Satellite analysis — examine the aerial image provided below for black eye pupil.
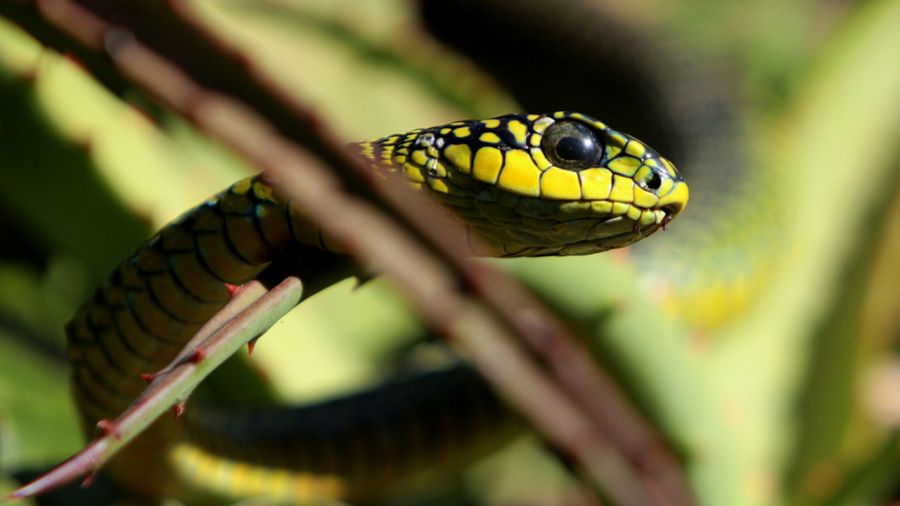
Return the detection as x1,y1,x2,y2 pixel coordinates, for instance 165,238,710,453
555,136,592,160
540,120,604,171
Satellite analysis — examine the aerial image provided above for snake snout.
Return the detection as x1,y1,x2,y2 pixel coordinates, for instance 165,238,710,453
655,179,689,220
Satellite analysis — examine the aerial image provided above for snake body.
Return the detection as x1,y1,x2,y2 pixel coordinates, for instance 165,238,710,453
65,111,687,503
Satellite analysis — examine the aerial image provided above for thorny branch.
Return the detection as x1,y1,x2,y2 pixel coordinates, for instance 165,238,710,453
8,280,300,500
0,1,698,506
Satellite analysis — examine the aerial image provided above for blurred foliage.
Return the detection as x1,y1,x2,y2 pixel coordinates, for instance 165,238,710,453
1,0,900,506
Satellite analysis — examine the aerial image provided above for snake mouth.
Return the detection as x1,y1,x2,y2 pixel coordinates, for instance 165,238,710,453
458,181,685,257
660,203,683,220
659,205,679,229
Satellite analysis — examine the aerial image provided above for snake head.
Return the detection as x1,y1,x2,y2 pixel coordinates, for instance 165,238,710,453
364,111,688,257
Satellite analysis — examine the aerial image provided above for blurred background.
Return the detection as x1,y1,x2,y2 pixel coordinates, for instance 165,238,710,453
1,0,900,505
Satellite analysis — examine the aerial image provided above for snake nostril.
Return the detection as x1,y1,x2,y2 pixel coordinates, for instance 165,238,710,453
645,172,662,191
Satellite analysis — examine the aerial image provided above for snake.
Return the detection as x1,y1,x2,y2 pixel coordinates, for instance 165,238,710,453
62,110,687,504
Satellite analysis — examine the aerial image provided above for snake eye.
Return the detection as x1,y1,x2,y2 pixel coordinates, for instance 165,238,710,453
541,120,604,170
